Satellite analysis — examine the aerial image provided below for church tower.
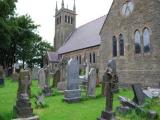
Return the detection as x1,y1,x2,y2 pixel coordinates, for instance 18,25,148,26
54,0,76,50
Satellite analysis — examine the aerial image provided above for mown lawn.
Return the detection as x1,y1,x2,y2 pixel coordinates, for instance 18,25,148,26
0,78,159,120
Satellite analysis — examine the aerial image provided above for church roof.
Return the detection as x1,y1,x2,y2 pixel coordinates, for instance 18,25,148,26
57,15,106,54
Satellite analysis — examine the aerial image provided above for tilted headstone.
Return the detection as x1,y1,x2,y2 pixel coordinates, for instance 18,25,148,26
64,58,81,102
0,66,4,86
97,59,117,120
13,70,39,120
132,83,145,105
87,68,96,97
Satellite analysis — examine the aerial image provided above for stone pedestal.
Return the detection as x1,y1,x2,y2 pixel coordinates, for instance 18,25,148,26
64,89,81,102
13,98,34,118
97,111,116,120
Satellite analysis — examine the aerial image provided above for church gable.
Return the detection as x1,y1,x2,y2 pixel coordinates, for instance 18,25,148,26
99,0,160,87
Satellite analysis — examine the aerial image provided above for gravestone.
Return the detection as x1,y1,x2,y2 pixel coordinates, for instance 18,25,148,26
85,59,90,81
0,66,4,86
57,81,66,91
12,67,19,81
38,68,46,89
87,68,96,97
97,59,117,120
132,83,145,105
13,70,39,120
102,60,119,96
38,68,52,96
32,68,39,80
64,58,81,102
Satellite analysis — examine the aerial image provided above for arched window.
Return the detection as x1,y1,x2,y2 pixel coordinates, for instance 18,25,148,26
93,52,96,63
112,36,117,57
143,28,150,53
89,53,92,63
134,30,141,54
119,34,124,56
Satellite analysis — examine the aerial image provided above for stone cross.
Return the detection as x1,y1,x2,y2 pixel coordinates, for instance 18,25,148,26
97,59,117,120
87,68,96,97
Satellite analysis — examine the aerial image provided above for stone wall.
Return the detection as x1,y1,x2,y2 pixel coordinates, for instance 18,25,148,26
59,45,100,82
100,0,160,87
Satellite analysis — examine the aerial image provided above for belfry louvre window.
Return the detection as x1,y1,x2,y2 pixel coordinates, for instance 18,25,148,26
65,15,67,23
119,34,124,56
143,28,150,53
112,36,117,57
135,30,141,54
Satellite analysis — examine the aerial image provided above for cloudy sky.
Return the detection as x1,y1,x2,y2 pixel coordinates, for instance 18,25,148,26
16,0,113,46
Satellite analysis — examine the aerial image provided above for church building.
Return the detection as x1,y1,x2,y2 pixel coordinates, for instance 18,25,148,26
53,0,106,82
99,0,160,87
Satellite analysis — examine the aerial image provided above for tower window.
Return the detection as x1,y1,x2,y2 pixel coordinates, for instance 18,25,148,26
143,28,151,53
65,15,67,23
119,34,124,56
59,16,61,23
134,30,141,54
68,16,70,23
112,36,117,57
71,17,73,24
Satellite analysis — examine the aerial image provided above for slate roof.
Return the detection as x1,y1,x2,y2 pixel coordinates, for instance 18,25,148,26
47,52,59,62
57,15,106,54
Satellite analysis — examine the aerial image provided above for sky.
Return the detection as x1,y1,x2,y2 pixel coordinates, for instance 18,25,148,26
16,0,113,46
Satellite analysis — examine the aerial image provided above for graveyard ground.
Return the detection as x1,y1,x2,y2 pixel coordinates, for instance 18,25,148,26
0,78,160,120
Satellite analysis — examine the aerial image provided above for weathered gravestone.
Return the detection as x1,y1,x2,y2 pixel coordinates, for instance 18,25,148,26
38,68,52,96
13,70,39,120
57,81,66,91
32,68,39,80
0,66,4,86
64,58,81,102
132,83,145,105
97,59,117,120
38,68,46,89
87,68,96,97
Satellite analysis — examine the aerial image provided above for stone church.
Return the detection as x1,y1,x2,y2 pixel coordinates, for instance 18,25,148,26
53,0,106,82
99,0,160,87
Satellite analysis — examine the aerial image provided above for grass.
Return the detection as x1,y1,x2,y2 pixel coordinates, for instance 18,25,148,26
0,78,159,120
